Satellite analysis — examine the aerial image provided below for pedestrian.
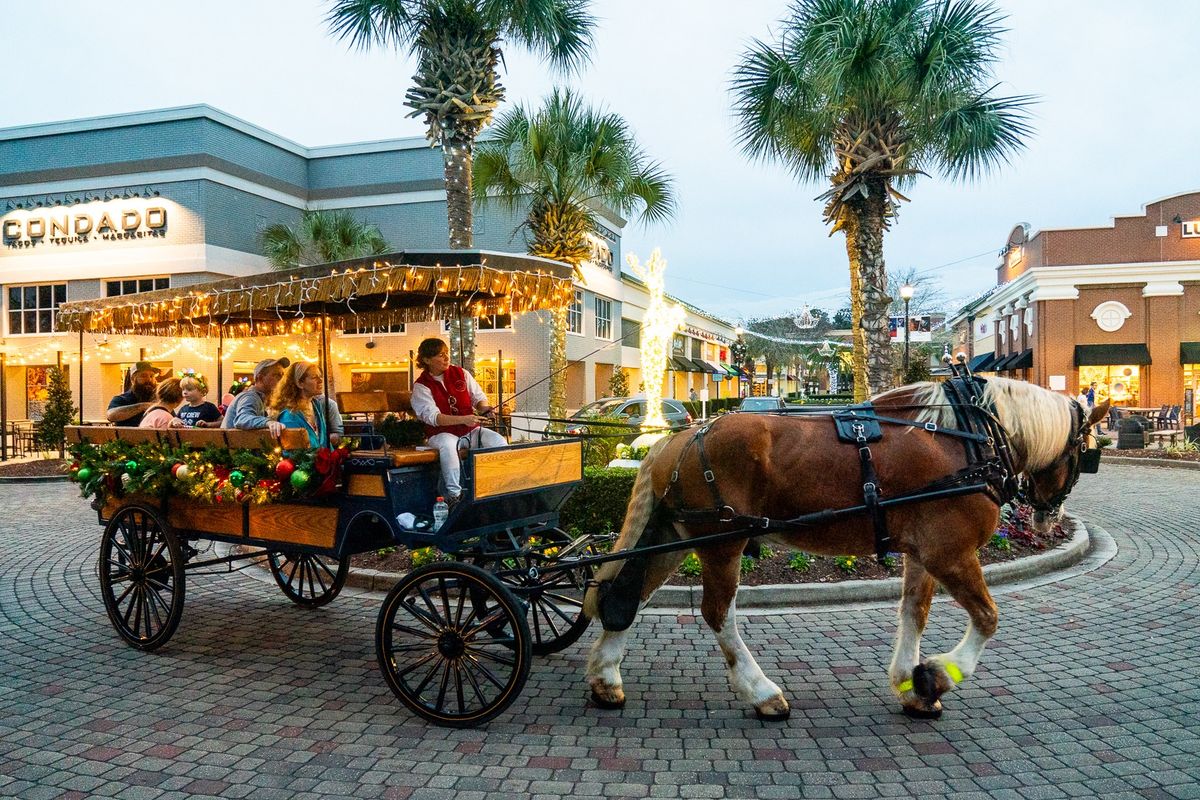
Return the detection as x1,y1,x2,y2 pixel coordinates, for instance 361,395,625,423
689,388,699,403
221,357,289,436
138,378,185,429
177,372,222,428
411,337,505,506
106,361,158,427
268,362,344,448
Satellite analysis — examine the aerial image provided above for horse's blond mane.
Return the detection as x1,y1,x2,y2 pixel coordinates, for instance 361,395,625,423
905,377,1071,471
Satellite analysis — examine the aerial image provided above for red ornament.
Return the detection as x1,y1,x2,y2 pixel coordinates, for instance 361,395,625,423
170,463,185,478
213,466,231,481
275,458,296,480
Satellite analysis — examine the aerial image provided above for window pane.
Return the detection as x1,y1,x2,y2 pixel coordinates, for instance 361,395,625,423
9,312,21,334
155,277,169,290
24,310,36,331
106,281,120,296
139,279,153,292
23,287,36,308
8,287,21,309
38,310,51,332
53,284,65,305
38,285,51,307
123,280,136,295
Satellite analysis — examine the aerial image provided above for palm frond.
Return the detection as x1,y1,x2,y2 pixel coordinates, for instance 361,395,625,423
931,90,1036,181
325,0,422,52
482,0,596,73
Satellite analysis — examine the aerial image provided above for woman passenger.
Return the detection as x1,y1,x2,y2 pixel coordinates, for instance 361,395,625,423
138,378,186,429
268,362,344,448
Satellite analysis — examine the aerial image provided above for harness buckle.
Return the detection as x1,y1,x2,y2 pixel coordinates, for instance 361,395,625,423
924,421,938,432
760,516,771,529
703,469,716,483
718,505,736,523
671,470,678,483
863,481,877,494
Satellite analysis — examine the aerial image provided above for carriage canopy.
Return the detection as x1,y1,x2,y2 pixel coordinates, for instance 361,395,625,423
55,250,576,337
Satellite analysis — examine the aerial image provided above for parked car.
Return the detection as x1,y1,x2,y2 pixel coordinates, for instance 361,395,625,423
734,396,789,412
550,396,692,437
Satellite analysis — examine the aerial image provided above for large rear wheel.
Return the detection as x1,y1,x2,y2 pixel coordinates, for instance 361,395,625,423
266,551,349,608
376,563,531,727
99,505,185,651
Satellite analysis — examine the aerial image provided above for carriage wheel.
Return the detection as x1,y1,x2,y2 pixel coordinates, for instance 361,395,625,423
98,505,185,651
475,529,595,655
266,551,349,608
376,563,531,728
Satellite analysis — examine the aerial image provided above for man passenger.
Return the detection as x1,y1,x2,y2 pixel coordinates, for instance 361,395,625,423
106,361,158,427
222,357,289,437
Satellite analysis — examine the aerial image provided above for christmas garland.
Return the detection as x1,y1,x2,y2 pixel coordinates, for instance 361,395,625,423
67,439,352,506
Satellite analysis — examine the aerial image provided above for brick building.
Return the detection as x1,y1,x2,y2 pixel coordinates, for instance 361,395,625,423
947,191,1200,420
0,106,734,433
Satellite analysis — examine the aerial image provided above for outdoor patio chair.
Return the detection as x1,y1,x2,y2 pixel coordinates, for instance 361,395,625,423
1157,405,1181,430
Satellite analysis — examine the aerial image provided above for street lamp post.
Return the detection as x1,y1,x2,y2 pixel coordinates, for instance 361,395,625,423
900,283,915,377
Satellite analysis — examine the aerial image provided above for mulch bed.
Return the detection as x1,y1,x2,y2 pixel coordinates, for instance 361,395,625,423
0,458,69,478
351,513,1072,587
1103,447,1200,463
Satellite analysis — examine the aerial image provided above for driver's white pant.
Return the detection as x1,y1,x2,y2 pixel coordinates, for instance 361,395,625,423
428,427,507,497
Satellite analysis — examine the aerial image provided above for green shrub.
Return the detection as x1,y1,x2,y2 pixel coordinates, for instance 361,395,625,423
988,531,1012,551
833,554,858,573
678,552,702,576
758,544,775,560
740,555,757,574
375,546,398,556
410,547,444,568
379,414,426,447
559,466,638,536
881,553,900,569
1095,435,1113,448
788,552,812,572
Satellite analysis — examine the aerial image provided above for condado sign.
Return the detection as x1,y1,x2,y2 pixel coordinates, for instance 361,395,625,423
2,203,168,249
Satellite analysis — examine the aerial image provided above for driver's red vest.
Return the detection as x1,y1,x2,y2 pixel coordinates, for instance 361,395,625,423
416,365,477,438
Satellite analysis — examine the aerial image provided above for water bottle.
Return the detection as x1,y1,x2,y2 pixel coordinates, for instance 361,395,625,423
432,497,449,532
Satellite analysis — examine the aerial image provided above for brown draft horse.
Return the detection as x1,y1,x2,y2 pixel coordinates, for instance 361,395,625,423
582,377,1107,720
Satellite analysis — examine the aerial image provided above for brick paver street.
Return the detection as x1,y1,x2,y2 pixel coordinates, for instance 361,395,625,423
1,465,1198,799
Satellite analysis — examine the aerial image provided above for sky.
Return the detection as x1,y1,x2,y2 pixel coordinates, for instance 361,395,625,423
3,1,1198,324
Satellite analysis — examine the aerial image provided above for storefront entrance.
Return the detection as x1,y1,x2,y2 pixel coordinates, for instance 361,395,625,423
1078,365,1140,407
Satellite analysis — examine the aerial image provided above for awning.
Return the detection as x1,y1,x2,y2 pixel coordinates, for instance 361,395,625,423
1007,349,1033,370
702,360,728,375
670,356,703,372
1074,343,1152,366
1181,342,1200,364
720,363,741,377
990,352,1016,371
968,352,996,372
692,358,719,374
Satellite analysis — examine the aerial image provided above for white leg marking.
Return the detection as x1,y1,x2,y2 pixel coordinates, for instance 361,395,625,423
930,622,990,684
889,602,923,688
586,627,630,692
714,599,783,705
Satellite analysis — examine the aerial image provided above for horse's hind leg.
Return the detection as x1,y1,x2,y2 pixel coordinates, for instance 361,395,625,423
699,542,790,721
586,549,688,709
907,553,998,716
890,557,940,718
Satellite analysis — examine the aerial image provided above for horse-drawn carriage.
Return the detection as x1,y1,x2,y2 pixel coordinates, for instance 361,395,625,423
59,251,604,726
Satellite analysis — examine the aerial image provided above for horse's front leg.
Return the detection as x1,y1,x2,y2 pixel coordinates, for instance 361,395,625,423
700,542,790,721
907,554,998,716
586,627,632,709
890,556,939,718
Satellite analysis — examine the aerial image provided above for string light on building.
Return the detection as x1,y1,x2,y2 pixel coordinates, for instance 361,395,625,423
626,248,684,430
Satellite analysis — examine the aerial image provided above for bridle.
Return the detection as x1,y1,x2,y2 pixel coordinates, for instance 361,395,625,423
1017,398,1099,514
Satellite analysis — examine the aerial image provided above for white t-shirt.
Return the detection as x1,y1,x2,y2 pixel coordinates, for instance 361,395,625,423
410,370,488,427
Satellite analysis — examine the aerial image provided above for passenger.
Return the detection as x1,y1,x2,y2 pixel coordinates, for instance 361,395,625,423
411,337,505,506
268,361,344,448
139,378,186,429
106,361,158,427
221,357,289,437
177,372,223,429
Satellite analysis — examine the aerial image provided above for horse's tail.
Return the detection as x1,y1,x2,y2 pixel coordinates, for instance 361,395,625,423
582,437,669,620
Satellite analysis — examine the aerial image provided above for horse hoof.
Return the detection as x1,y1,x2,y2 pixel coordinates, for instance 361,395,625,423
589,690,626,710
755,706,791,722
911,663,942,702
902,700,943,720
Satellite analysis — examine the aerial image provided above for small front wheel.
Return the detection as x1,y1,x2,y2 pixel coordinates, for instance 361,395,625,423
99,505,185,651
376,563,531,727
266,551,349,608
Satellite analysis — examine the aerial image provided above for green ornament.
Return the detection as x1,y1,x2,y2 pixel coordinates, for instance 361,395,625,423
229,470,246,487
125,459,139,473
76,466,93,482
289,468,311,490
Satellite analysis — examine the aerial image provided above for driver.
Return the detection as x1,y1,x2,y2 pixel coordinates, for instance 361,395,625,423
410,337,505,507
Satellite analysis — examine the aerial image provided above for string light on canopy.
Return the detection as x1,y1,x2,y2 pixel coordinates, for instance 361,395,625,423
626,248,684,430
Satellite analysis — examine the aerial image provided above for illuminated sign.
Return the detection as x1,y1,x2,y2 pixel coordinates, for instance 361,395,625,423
2,203,168,249
1183,220,1200,238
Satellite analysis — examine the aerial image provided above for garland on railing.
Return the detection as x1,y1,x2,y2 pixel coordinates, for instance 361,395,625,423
67,440,352,506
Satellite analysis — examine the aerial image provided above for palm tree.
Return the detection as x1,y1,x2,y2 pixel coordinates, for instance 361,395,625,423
326,0,596,368
732,0,1033,400
261,210,389,269
473,88,676,420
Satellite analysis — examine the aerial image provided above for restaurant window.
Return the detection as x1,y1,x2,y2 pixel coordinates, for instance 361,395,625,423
567,290,583,334
105,276,169,297
475,357,517,411
7,283,66,336
594,296,612,340
1079,365,1140,407
621,318,640,348
476,314,513,331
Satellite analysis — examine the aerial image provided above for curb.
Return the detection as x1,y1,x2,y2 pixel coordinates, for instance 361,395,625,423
334,513,1092,605
0,474,70,484
1100,455,1200,470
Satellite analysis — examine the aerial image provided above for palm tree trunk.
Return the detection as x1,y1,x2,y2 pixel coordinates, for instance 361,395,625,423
841,187,893,400
548,307,568,423
444,131,475,368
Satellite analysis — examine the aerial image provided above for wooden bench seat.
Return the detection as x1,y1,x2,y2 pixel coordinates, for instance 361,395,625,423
353,448,438,467
66,425,311,450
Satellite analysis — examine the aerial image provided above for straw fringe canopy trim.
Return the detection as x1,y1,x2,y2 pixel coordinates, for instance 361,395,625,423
56,252,576,337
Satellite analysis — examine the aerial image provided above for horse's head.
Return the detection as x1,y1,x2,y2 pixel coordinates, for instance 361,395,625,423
1019,398,1108,530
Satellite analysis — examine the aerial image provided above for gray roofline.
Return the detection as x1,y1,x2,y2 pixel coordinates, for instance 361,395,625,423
0,104,430,157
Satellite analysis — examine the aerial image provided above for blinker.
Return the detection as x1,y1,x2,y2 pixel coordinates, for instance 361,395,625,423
1078,447,1101,474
